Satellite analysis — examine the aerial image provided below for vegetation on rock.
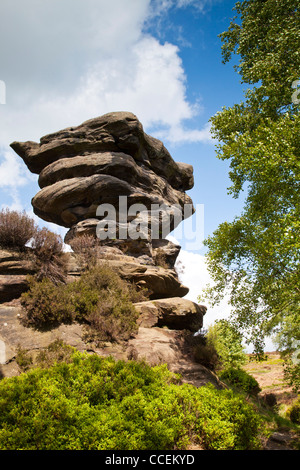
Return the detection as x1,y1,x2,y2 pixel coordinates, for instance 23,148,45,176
220,367,261,396
0,208,37,251
21,264,147,342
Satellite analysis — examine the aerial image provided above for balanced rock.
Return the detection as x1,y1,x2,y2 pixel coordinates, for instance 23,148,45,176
10,111,195,296
4,113,214,386
11,112,194,240
9,111,207,324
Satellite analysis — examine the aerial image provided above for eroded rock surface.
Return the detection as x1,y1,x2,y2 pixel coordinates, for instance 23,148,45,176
4,112,214,389
11,112,194,237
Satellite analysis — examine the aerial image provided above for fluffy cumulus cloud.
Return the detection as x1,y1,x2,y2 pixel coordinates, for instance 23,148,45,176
0,0,214,204
0,0,212,142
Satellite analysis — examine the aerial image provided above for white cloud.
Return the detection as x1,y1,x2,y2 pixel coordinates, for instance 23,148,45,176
0,0,212,147
173,243,231,326
0,0,149,93
1,36,211,146
156,121,213,144
0,149,33,188
149,0,211,16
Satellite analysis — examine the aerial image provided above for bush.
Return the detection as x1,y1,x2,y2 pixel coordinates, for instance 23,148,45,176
0,208,37,251
20,276,75,328
21,265,146,341
219,367,261,396
288,398,300,424
69,234,100,269
193,342,219,370
0,208,68,283
206,320,247,370
16,340,74,372
0,352,262,450
31,227,68,284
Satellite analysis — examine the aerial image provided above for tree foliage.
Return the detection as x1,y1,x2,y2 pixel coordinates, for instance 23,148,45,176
201,0,300,358
206,319,247,369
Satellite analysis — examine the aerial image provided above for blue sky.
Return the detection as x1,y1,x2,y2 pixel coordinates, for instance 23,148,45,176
0,0,273,348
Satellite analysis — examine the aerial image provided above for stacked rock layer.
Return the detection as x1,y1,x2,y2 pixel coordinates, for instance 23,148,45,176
10,112,206,333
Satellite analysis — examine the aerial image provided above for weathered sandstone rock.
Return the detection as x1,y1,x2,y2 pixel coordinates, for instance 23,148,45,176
11,112,194,190
134,297,206,331
10,112,194,242
126,327,223,389
4,112,218,389
0,307,221,390
0,250,36,303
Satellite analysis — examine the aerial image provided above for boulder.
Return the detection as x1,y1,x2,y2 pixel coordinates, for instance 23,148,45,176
0,249,36,303
127,327,223,389
0,249,35,275
4,112,223,391
134,297,206,331
0,306,90,377
97,259,189,299
152,238,181,268
0,275,29,303
0,307,222,390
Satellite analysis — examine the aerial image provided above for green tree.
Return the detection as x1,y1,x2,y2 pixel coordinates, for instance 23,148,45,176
200,0,300,362
206,319,247,369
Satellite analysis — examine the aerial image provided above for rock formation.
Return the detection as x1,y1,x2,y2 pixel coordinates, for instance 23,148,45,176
0,249,35,303
1,112,219,388
11,111,195,297
10,111,194,243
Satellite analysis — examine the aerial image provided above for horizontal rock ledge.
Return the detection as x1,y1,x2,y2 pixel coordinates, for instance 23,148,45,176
10,112,194,191
134,297,206,331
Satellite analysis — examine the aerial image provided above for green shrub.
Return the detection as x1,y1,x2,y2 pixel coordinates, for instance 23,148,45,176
20,276,75,328
193,342,219,370
0,208,37,251
206,319,247,369
0,352,262,450
287,398,300,424
219,367,261,396
21,265,146,341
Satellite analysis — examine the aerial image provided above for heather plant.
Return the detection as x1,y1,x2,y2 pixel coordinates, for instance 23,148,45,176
0,208,37,251
21,264,146,341
69,234,101,269
31,227,68,284
20,276,75,328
